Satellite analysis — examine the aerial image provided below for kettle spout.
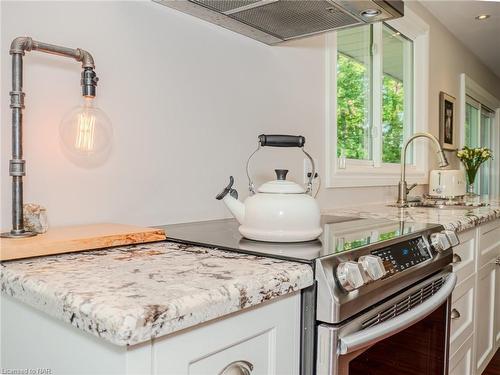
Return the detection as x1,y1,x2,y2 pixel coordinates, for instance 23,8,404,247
216,176,245,224
222,195,245,225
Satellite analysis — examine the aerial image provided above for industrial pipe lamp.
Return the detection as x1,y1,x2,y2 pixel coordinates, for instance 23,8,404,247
2,37,112,238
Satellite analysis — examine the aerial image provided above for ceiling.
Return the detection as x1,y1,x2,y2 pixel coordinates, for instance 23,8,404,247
420,0,500,78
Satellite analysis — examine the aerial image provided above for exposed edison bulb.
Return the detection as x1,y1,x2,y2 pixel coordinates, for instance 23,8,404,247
60,97,112,167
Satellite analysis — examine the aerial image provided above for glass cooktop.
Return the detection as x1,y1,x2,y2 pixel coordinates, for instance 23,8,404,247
160,216,440,264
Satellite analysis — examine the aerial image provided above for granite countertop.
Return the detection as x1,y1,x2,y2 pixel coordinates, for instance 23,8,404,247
3,199,498,348
323,199,500,233
0,241,313,346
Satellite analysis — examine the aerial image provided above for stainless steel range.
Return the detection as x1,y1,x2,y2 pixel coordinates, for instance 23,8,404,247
163,215,458,375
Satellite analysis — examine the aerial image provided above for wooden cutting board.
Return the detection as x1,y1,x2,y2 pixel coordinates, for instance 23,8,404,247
0,223,166,261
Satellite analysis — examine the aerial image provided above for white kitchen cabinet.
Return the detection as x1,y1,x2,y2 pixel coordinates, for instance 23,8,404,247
450,335,474,375
1,292,301,375
496,253,500,349
474,260,497,374
474,218,500,375
453,229,476,285
477,219,500,269
450,274,475,356
450,218,500,375
152,291,301,375
1,294,140,375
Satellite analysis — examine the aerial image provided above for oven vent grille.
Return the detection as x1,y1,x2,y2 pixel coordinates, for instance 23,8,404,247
361,277,445,329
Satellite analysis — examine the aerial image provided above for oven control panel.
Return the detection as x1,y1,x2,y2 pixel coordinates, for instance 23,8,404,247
371,237,431,276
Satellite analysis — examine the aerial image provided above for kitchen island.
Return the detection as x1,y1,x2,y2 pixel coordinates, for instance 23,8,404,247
1,241,313,374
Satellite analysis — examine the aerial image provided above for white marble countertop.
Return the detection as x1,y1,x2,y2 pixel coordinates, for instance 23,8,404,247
1,241,313,346
323,199,500,233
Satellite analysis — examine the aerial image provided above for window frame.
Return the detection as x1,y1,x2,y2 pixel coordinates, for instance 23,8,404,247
479,106,495,195
325,7,430,188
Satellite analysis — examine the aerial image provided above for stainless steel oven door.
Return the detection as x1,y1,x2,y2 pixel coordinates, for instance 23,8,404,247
317,270,457,375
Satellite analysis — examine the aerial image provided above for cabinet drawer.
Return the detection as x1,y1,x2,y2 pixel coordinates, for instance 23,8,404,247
453,229,476,285
152,293,301,375
449,334,474,375
189,330,272,375
478,219,500,268
450,275,475,355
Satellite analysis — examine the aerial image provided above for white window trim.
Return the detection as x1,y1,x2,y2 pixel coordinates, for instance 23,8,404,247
459,73,500,196
325,7,430,188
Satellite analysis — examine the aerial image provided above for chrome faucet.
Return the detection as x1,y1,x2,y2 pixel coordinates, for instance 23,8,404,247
397,132,449,207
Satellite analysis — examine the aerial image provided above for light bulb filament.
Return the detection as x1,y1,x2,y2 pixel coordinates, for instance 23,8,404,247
75,113,96,152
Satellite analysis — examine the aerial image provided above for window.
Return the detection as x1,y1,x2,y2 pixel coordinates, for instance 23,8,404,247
336,25,372,161
461,74,500,197
381,25,413,164
326,9,430,187
336,24,413,165
465,96,495,195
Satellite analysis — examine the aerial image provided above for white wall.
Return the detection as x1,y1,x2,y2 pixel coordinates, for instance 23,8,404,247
1,1,499,229
408,1,500,169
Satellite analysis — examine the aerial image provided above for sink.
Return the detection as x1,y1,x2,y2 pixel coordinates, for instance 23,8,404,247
387,200,489,210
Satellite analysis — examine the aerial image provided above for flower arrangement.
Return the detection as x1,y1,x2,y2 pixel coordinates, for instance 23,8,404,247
456,146,493,189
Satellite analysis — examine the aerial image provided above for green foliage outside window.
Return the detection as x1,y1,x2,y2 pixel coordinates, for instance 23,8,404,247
337,53,406,164
336,53,370,160
382,76,405,163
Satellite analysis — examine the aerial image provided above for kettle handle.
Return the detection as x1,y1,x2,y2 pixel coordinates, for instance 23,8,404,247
258,134,305,148
246,134,316,195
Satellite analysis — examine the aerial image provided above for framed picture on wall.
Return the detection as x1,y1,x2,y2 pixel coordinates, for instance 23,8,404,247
439,92,457,150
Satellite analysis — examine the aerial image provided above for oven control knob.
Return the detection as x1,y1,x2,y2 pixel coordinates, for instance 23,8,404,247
336,261,365,292
358,255,386,281
443,230,459,247
430,232,451,252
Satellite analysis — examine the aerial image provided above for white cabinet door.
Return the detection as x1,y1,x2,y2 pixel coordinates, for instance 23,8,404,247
495,252,500,350
474,260,497,375
477,219,500,269
1,294,149,375
454,229,476,285
449,334,474,375
152,293,301,375
450,275,475,356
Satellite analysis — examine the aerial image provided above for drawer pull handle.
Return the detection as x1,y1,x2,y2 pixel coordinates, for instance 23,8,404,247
451,308,461,320
452,254,462,264
219,360,254,375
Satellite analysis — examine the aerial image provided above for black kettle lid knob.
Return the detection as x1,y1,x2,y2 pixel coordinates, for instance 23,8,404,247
275,169,289,181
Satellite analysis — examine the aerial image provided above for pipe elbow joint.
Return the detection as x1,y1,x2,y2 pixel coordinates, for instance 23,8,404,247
76,48,95,69
10,37,33,55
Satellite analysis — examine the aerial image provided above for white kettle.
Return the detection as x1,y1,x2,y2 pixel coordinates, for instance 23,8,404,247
216,135,322,243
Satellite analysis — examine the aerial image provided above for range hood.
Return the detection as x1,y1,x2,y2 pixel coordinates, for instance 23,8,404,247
154,0,404,44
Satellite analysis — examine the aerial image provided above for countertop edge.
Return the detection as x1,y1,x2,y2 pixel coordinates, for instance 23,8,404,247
1,243,313,346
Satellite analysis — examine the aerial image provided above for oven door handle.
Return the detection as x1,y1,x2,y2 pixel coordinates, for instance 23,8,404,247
338,272,457,355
